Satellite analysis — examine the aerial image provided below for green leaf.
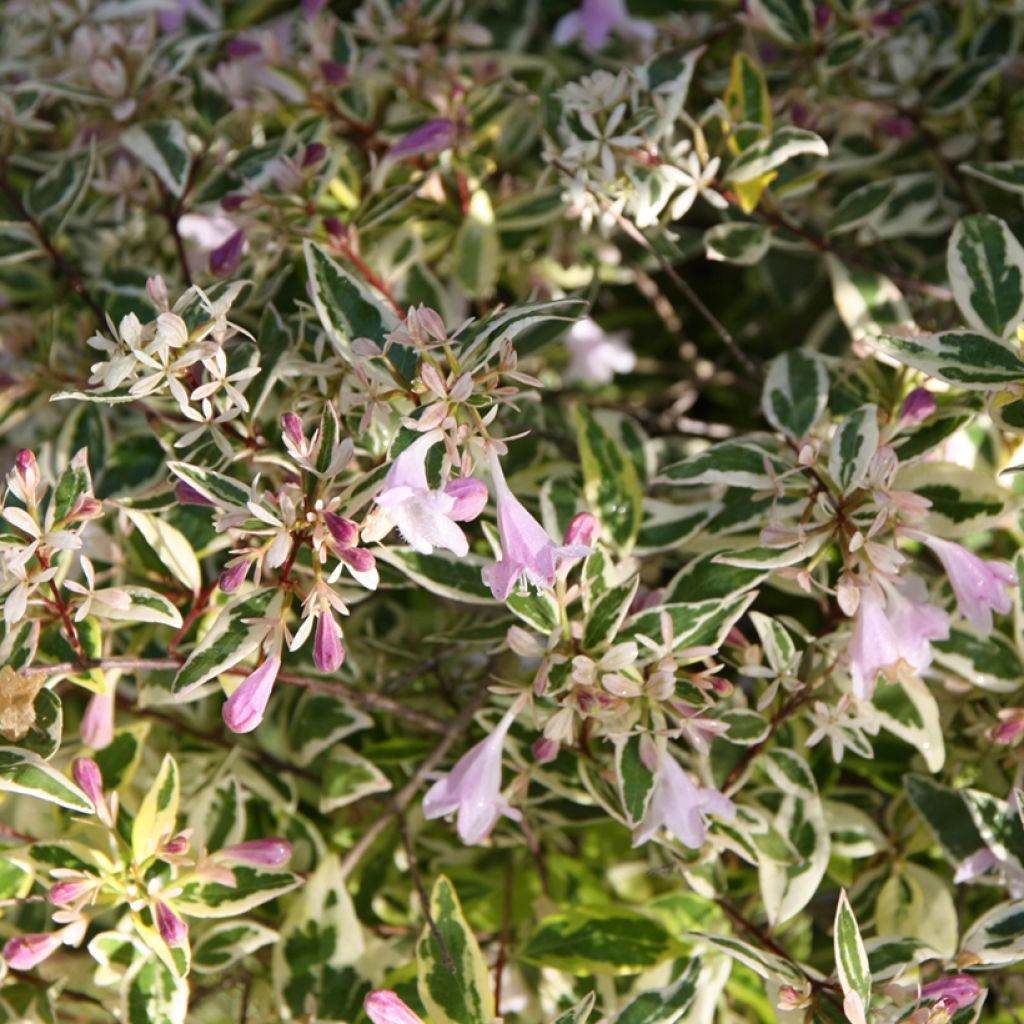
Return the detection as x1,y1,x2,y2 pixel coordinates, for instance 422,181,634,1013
272,854,368,1019
828,258,910,340
659,436,789,490
726,127,827,183
121,956,188,1024
947,214,1024,342
375,546,494,603
611,957,702,1024
583,576,639,652
132,753,180,863
724,53,772,135
174,864,302,919
173,589,280,697
287,691,373,767
188,776,245,853
122,509,201,594
875,330,1024,389
961,160,1024,197
95,722,149,789
121,121,192,198
761,349,828,438
454,190,499,298
933,628,1024,694
829,404,878,493
872,677,944,772
417,875,495,1024
927,56,1004,116
834,890,870,1022
319,744,392,813
961,898,1024,966
748,0,813,43
304,240,398,359
905,774,986,863
554,993,597,1024
687,932,808,990
522,907,683,976
827,180,896,236
191,920,278,974
704,223,772,265
0,748,92,812
896,463,1006,537
90,586,183,628
617,734,655,825
574,405,644,553
26,149,94,229
50,449,92,526
167,461,251,508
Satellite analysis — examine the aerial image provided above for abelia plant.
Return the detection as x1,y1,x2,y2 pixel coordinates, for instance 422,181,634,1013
1,0,1024,1022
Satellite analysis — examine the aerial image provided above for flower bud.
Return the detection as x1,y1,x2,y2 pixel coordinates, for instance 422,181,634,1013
72,758,104,810
219,559,250,593
564,511,599,548
49,879,93,906
879,116,914,140
281,411,305,449
175,481,214,506
225,38,263,59
216,837,292,866
210,229,245,277
221,193,246,211
364,991,425,1024
901,387,936,424
162,831,192,856
532,737,560,763
324,511,358,547
302,142,327,168
920,975,980,1011
15,449,40,497
223,655,281,734
445,477,488,522
388,119,457,161
319,60,348,84
340,546,376,573
3,932,63,970
314,612,345,673
155,900,188,946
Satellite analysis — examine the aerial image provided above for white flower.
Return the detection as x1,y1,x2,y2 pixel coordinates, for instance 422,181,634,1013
564,317,636,384
663,151,728,220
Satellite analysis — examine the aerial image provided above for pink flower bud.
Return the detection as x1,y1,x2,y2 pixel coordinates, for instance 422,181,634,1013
68,495,103,521
216,837,292,866
281,412,305,449
533,737,560,763
319,60,348,84
444,477,488,522
314,612,345,673
324,511,358,547
154,901,188,946
872,8,902,27
3,932,63,970
15,449,40,498
879,115,914,139
364,990,425,1024
223,655,281,734
210,229,245,277
340,546,376,573
225,37,263,58
221,193,246,211
72,758,104,810
219,559,250,593
162,831,192,856
790,102,810,127
303,142,327,168
901,387,936,424
49,880,93,906
324,216,346,240
388,119,457,160
80,687,115,750
175,481,214,506
563,512,599,548
303,0,329,15
920,975,980,1011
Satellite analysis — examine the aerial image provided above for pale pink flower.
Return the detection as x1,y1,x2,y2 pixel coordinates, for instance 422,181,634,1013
222,654,281,733
900,387,936,424
80,686,116,750
632,751,735,848
921,535,1016,633
423,704,522,845
314,609,344,672
564,317,636,384
72,757,104,810
3,931,64,970
365,991,425,1024
215,837,292,866
374,430,486,557
919,976,980,1013
388,119,458,160
553,0,654,48
482,450,590,601
848,578,949,700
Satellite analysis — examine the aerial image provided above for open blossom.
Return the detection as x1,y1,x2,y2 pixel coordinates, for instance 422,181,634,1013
374,430,487,557
848,578,949,700
423,703,522,845
482,450,591,601
553,0,654,49
632,750,736,848
919,535,1016,633
565,317,636,385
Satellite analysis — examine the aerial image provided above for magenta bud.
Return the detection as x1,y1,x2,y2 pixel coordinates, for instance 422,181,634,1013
445,477,488,523
533,737,560,764
872,8,902,27
162,831,192,856
314,612,345,673
72,758,104,809
219,559,250,593
281,411,305,448
319,60,348,84
16,449,37,477
324,511,358,547
388,119,457,160
302,142,327,168
175,481,214,506
225,37,263,59
901,386,936,424
564,511,599,548
69,495,103,521
155,901,188,946
209,229,245,277
791,102,810,127
340,546,376,573
49,880,92,906
3,932,63,971
223,655,281,734
814,3,831,29
323,216,346,240
364,990,425,1024
920,975,980,1011
880,115,914,139
221,193,246,211
217,837,292,866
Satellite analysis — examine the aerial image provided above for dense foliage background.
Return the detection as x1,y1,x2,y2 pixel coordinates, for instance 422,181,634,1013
2,0,1024,1022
